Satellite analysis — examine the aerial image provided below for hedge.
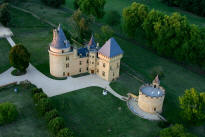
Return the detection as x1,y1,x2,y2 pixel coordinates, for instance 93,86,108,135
48,117,65,135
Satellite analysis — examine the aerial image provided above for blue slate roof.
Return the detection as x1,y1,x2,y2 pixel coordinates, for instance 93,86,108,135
98,37,123,58
50,24,70,49
87,35,96,49
141,86,164,97
78,47,89,57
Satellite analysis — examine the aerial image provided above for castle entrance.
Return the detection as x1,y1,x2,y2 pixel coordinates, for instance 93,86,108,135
67,73,70,76
91,70,94,74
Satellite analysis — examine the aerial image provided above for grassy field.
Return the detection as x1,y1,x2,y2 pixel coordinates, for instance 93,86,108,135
0,39,11,74
65,0,205,27
0,85,50,137
50,87,161,137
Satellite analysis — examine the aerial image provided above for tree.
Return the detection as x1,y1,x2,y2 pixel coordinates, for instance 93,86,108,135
72,9,92,42
57,128,73,137
122,2,148,37
160,124,196,137
9,44,30,73
0,102,18,125
95,25,114,46
41,0,65,8
78,0,106,18
48,117,65,135
0,3,10,26
104,10,121,26
36,98,52,116
179,88,205,124
73,0,79,9
45,109,59,123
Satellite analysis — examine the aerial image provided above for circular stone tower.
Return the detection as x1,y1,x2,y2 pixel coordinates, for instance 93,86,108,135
48,24,71,78
138,75,165,114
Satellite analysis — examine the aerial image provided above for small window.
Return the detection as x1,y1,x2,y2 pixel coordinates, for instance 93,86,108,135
79,68,82,72
63,72,65,76
87,60,89,64
103,63,105,68
66,56,69,61
97,69,99,73
87,67,88,71
113,73,115,77
102,71,105,76
110,66,112,71
92,62,94,64
97,62,99,65
80,61,82,65
117,63,119,68
66,63,69,68
92,56,94,58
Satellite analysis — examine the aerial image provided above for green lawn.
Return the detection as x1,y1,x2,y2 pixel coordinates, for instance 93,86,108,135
65,0,205,27
50,87,162,137
0,85,50,137
0,39,11,74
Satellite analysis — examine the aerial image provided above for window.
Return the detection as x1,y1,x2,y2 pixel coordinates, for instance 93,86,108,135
63,72,65,76
80,54,82,58
87,67,88,71
80,61,82,65
97,69,99,73
110,66,112,71
113,73,115,77
103,63,105,68
66,56,69,61
66,63,69,68
117,63,119,68
87,60,89,64
97,62,99,65
102,71,105,76
92,62,94,64
79,68,82,72
92,56,94,58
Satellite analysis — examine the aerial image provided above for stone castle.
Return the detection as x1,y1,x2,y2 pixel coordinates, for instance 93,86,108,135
48,25,123,82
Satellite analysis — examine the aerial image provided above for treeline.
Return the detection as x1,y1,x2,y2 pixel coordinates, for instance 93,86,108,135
122,2,205,70
162,0,205,17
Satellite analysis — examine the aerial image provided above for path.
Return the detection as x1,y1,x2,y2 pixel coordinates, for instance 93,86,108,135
0,24,13,38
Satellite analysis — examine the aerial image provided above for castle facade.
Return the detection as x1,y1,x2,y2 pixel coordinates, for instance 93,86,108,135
48,25,123,82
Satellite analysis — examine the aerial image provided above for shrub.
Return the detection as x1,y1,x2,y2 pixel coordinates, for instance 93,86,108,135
105,10,121,26
45,109,58,123
31,88,43,95
9,44,30,73
36,98,52,116
150,66,165,79
57,128,73,137
48,117,65,135
33,92,48,104
0,3,10,26
0,102,18,125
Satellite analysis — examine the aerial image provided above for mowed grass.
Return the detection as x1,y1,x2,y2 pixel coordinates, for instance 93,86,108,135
0,85,50,137
0,39,10,74
9,7,52,76
50,87,162,137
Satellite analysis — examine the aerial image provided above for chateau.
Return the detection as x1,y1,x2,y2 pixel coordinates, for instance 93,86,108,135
48,25,123,82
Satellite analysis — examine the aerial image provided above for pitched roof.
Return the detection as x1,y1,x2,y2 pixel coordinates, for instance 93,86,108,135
98,37,123,58
153,75,160,85
50,24,70,49
87,35,96,49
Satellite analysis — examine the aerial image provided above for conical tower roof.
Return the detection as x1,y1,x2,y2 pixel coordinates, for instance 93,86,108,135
153,75,160,85
98,37,123,58
50,24,70,49
88,34,96,49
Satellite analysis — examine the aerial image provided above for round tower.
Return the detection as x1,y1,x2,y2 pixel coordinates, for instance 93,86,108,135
48,24,71,78
138,76,165,114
